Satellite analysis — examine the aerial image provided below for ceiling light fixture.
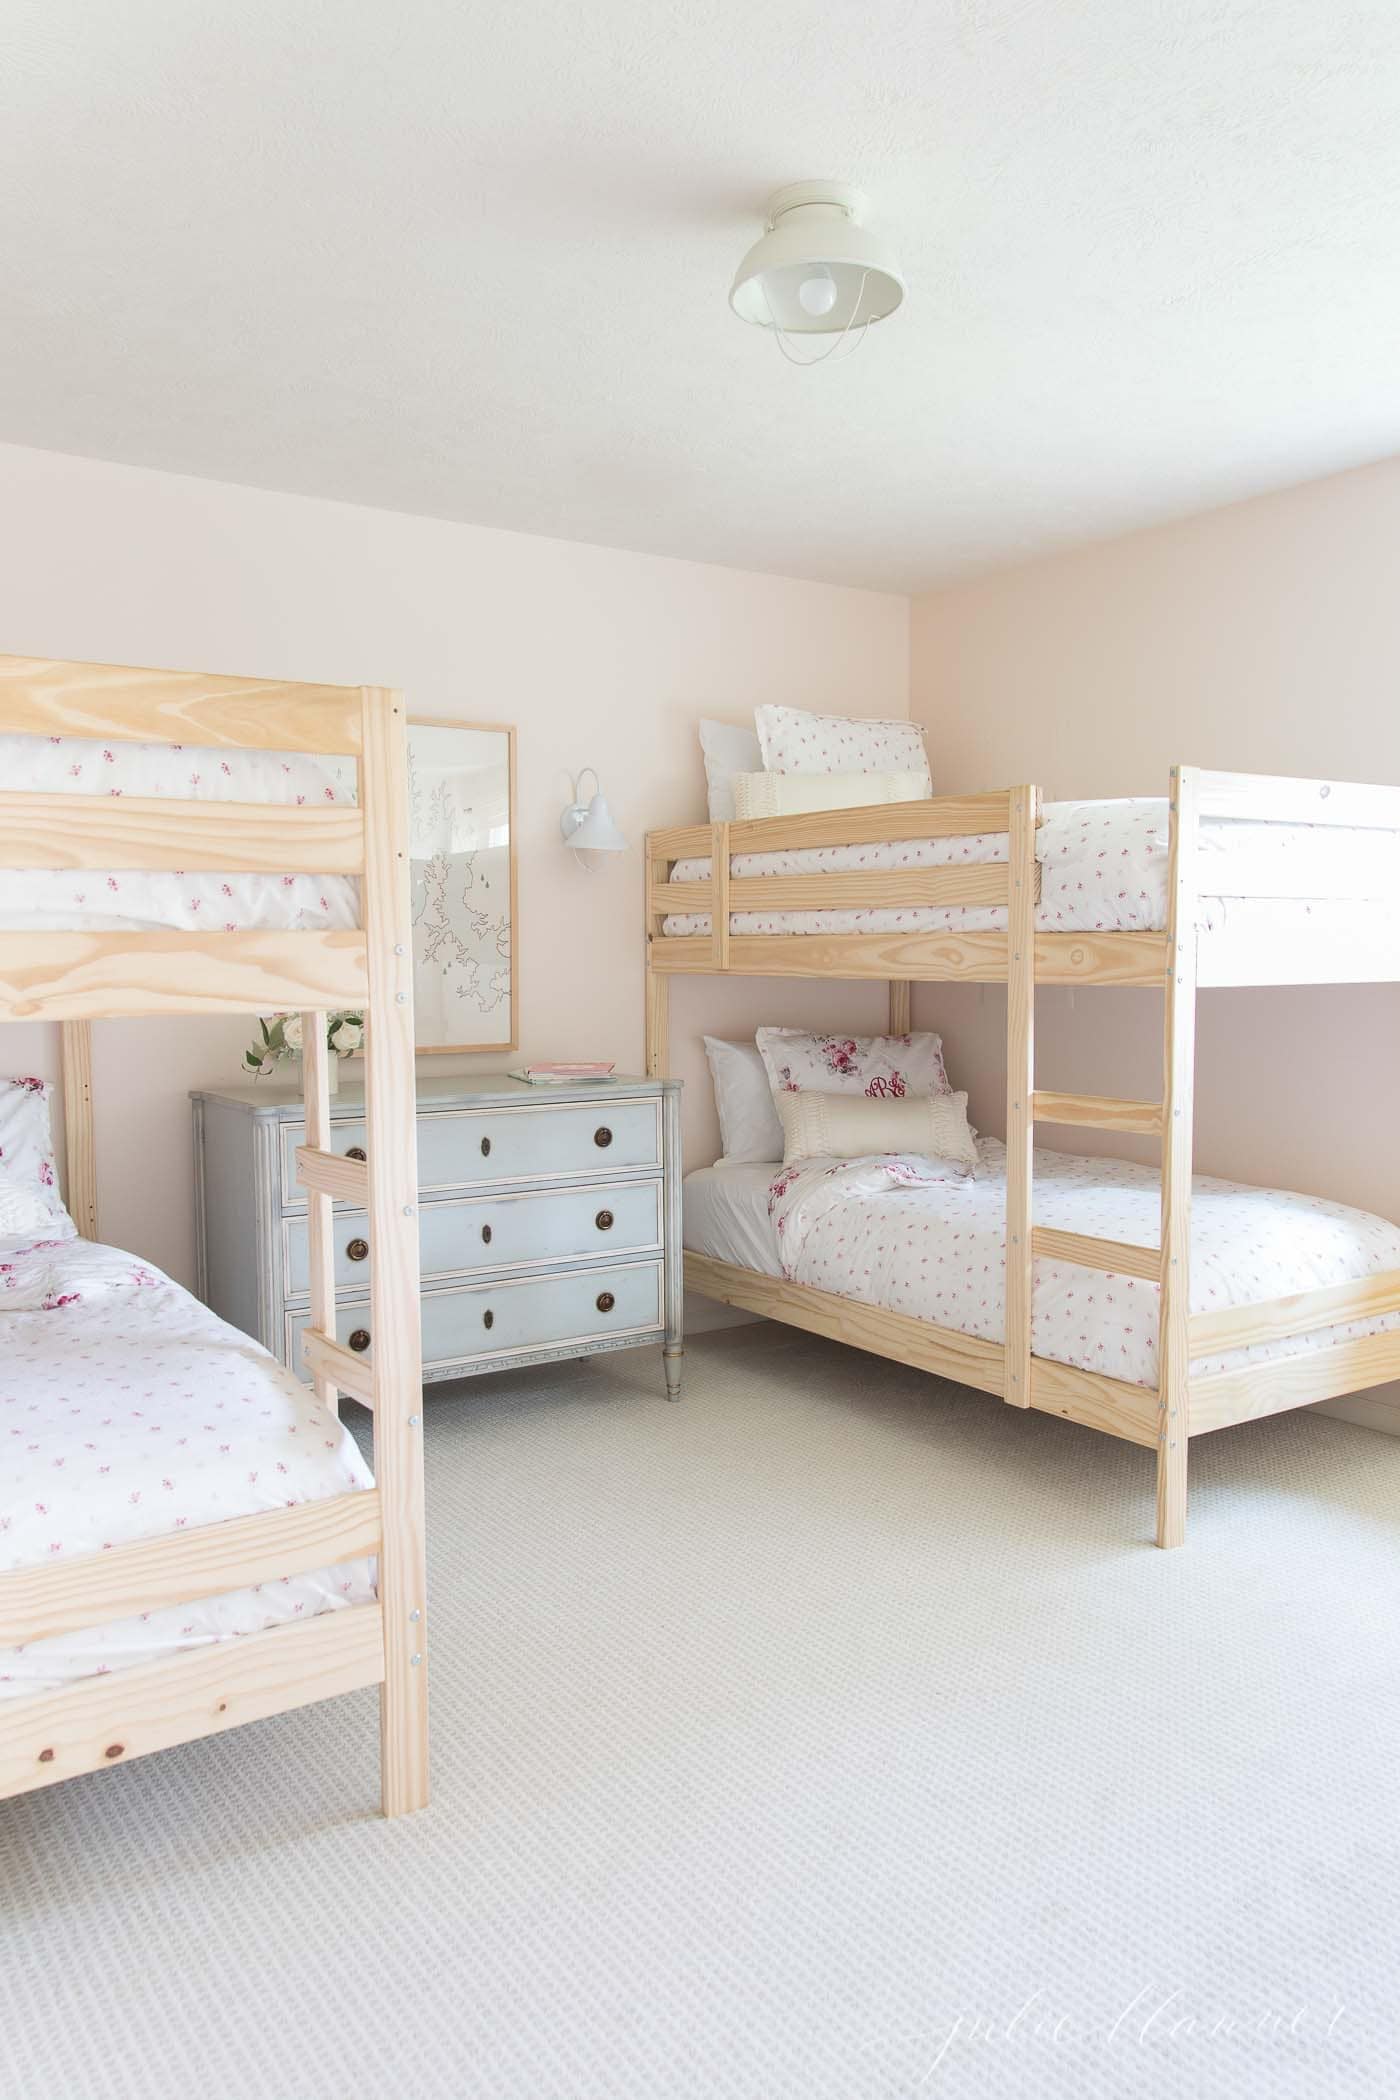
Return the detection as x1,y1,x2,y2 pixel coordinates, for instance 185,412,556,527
730,181,905,366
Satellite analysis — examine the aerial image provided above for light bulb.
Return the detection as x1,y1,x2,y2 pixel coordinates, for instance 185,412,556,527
797,272,839,319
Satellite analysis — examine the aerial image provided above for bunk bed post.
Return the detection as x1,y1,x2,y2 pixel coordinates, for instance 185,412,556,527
1003,787,1038,1407
1157,765,1200,1548
358,686,429,1815
59,1019,97,1239
888,981,912,1034
300,1015,339,1421
644,831,670,1077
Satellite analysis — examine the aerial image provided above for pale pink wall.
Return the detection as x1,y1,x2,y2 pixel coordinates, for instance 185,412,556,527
911,456,1400,1419
0,441,906,1289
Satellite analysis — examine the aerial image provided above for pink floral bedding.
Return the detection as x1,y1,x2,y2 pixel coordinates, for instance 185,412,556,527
0,1237,375,1699
766,1140,1400,1391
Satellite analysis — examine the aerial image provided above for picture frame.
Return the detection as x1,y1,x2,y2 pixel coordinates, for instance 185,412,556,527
407,717,518,1054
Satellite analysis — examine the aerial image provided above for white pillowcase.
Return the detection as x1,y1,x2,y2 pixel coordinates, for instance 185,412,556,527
703,1036,784,1163
731,769,928,820
0,1170,51,1240
699,718,764,823
777,1088,977,1172
756,1027,950,1102
0,1077,74,1242
754,705,931,793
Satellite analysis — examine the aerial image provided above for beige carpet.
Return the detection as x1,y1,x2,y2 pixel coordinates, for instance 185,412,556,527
3,1326,1400,2100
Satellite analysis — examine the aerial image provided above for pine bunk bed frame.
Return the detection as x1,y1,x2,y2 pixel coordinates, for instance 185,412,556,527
644,768,1400,1547
0,654,428,1813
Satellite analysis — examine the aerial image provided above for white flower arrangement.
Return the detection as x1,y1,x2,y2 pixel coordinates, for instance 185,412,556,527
243,1010,365,1078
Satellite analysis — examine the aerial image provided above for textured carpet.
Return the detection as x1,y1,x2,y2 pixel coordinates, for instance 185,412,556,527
3,1327,1400,2100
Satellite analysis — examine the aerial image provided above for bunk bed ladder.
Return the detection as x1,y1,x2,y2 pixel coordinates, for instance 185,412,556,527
1019,766,1197,1547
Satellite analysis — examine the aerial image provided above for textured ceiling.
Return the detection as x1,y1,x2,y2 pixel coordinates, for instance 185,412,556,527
4,1,1400,591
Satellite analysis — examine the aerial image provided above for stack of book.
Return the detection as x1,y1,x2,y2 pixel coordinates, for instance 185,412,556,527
507,1061,617,1086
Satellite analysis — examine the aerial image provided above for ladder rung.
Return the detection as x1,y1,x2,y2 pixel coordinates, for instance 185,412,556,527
302,1327,376,1409
296,1144,369,1204
1031,1227,1160,1283
1032,1091,1163,1136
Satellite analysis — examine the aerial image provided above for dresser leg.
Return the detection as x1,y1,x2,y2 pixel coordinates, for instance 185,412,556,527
663,1343,684,1402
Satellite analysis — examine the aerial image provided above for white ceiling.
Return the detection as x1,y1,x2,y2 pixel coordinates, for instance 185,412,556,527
4,1,1400,593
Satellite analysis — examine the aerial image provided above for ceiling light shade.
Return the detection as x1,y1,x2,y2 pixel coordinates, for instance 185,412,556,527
730,182,905,351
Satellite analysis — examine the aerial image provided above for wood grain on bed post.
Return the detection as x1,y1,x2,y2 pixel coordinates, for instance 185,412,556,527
359,687,429,1816
888,981,912,1034
1003,788,1037,1407
710,821,731,970
300,1015,339,1420
59,1020,97,1239
1157,765,1200,1548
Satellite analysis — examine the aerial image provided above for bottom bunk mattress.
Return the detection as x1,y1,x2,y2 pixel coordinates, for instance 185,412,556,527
0,1235,375,1700
683,1144,1400,1390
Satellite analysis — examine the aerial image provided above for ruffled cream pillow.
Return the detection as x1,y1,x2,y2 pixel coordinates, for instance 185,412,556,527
731,769,929,821
777,1088,977,1171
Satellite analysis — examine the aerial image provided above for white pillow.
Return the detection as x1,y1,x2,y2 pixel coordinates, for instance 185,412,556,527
756,1027,950,1102
777,1088,977,1172
732,769,928,820
754,705,931,793
703,1036,784,1163
699,718,764,823
0,1171,51,1241
0,1078,75,1240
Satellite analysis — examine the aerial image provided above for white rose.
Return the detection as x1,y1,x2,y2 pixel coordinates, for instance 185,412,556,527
282,1014,304,1051
333,1019,364,1055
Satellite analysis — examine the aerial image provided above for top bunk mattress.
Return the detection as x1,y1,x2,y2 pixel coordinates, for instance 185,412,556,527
0,1232,375,1699
661,797,1400,939
0,732,359,932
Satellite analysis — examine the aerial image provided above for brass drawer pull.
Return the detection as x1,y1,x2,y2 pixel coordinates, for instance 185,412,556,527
594,1126,612,1148
483,1308,494,1330
346,1145,367,1163
346,1237,369,1263
480,1135,491,1157
596,1291,615,1313
481,1223,492,1245
348,1328,371,1353
595,1208,614,1232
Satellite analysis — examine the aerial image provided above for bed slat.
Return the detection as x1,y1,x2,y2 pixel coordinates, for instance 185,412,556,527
296,1143,370,1206
0,654,362,754
0,792,365,874
1188,1269,1400,1357
0,929,368,1021
1190,1330,1400,1433
1196,769,1400,830
0,1604,385,1800
1030,1226,1161,1283
1032,1091,1163,1136
0,1491,382,1648
302,1328,377,1409
645,929,1170,986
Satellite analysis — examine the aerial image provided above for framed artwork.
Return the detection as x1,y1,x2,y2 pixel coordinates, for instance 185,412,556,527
407,718,517,1053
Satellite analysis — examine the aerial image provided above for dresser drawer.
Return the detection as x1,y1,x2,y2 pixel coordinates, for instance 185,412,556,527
287,1259,664,1380
278,1097,661,1207
282,1178,663,1294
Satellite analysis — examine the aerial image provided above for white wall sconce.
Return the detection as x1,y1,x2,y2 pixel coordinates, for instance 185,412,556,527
561,768,628,860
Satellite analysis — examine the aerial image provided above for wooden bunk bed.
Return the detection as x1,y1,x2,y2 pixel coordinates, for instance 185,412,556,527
644,768,1400,1548
0,654,428,1813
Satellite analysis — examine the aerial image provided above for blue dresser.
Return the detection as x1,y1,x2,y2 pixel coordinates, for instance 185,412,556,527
192,1072,683,1399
